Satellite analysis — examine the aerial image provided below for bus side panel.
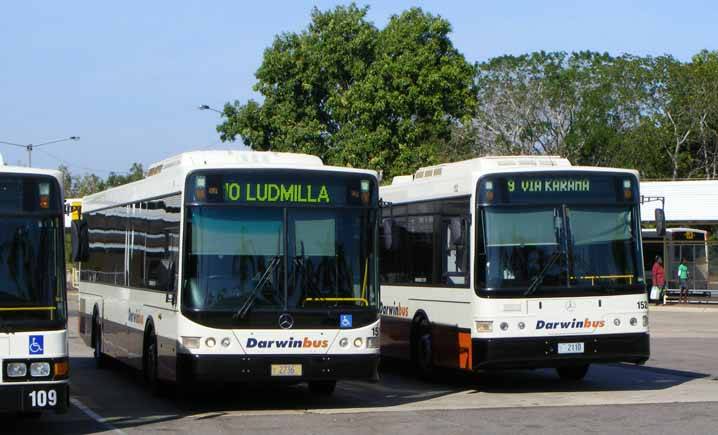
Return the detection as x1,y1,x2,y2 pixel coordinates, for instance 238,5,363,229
78,293,104,349
431,324,473,370
380,316,412,359
144,305,178,383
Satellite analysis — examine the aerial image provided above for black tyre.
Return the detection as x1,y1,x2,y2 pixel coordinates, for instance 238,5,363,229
143,329,163,396
556,364,590,381
93,317,106,369
308,380,336,395
413,317,434,379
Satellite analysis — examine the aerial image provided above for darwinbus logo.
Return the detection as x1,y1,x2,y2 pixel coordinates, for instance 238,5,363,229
536,318,606,330
246,337,329,349
379,302,409,318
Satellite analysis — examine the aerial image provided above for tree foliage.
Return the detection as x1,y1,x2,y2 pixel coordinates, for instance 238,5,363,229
217,3,718,181
218,4,475,179
59,163,145,197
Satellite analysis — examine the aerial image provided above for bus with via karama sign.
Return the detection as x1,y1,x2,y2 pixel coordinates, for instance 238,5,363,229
75,151,379,394
0,159,69,414
379,156,650,380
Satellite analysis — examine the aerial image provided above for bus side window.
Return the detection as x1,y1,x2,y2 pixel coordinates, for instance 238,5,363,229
443,216,467,286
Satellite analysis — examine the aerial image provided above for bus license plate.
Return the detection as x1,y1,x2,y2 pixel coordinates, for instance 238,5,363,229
23,386,64,410
271,364,302,377
558,342,584,354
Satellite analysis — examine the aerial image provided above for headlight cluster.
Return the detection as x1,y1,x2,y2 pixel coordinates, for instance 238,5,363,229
182,336,232,350
338,336,376,349
4,359,68,381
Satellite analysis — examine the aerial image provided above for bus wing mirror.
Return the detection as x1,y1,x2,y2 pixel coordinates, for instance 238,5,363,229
71,218,89,262
655,209,666,237
382,219,393,250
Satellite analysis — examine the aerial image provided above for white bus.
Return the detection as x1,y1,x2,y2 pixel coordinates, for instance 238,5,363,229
75,151,379,394
379,156,650,380
0,158,69,414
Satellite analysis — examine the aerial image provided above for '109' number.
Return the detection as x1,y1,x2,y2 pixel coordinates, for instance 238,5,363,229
28,390,57,408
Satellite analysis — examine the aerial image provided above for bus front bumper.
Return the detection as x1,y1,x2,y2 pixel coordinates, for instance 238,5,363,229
0,382,69,414
178,353,380,383
472,332,650,370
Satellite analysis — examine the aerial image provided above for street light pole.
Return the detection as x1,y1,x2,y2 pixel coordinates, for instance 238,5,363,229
0,136,80,167
198,104,224,115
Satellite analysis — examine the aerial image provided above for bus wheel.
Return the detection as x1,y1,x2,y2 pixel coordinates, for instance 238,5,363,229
308,380,336,395
93,317,106,369
556,364,590,381
413,318,434,379
143,329,162,396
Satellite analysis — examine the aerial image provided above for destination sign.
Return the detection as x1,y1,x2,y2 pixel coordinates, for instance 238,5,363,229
187,170,376,207
223,182,331,204
479,173,638,204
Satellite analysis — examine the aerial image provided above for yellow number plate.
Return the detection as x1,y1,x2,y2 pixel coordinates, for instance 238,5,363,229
271,364,302,377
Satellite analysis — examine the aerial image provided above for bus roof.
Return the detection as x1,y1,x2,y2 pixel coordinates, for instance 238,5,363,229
381,156,639,204
82,150,378,212
0,163,64,194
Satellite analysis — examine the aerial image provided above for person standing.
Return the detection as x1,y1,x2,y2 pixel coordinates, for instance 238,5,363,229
677,259,689,303
651,256,666,305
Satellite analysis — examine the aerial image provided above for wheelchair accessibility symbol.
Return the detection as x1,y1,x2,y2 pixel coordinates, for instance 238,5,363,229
29,335,44,355
339,314,353,328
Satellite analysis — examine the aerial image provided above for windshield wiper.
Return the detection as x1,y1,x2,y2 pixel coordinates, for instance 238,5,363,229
234,255,282,319
525,251,562,296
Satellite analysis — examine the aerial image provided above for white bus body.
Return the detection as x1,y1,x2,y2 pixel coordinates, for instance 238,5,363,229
77,151,380,393
379,156,649,379
0,163,69,413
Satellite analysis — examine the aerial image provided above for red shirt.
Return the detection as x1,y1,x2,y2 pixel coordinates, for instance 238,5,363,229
652,263,666,286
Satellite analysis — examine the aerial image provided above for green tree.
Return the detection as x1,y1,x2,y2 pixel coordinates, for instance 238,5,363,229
217,4,475,179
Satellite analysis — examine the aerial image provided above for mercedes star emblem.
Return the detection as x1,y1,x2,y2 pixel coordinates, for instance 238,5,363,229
278,313,294,329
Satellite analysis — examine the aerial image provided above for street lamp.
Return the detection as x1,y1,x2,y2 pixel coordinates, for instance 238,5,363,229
198,104,224,115
0,136,80,167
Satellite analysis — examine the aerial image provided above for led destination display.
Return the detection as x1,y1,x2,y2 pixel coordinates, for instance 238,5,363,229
187,170,376,207
479,173,639,204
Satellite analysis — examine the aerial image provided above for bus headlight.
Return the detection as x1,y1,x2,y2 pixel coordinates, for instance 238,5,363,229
353,338,364,348
181,336,201,350
366,337,379,349
339,338,349,348
221,337,231,348
205,337,216,348
614,318,621,327
500,322,509,331
643,315,649,327
7,362,27,378
630,317,638,326
518,321,526,330
475,321,493,333
30,362,51,377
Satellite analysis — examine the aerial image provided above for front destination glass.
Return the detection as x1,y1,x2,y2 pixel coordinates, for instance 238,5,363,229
182,170,378,328
478,173,644,296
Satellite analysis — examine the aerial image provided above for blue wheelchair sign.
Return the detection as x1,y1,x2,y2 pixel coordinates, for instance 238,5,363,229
29,335,44,355
339,314,353,328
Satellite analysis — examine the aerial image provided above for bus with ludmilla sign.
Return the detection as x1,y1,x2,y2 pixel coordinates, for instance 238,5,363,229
74,150,379,395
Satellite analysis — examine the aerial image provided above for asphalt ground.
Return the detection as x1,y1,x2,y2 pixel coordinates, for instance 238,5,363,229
3,296,717,435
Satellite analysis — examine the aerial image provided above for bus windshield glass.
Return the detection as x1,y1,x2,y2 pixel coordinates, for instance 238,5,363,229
0,216,66,325
484,207,567,289
478,172,643,295
183,170,378,313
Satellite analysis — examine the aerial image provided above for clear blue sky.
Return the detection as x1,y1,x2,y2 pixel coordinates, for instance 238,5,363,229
1,0,716,175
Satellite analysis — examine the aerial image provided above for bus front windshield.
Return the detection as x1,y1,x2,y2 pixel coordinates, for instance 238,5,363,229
483,205,641,292
183,206,377,312
0,216,66,326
